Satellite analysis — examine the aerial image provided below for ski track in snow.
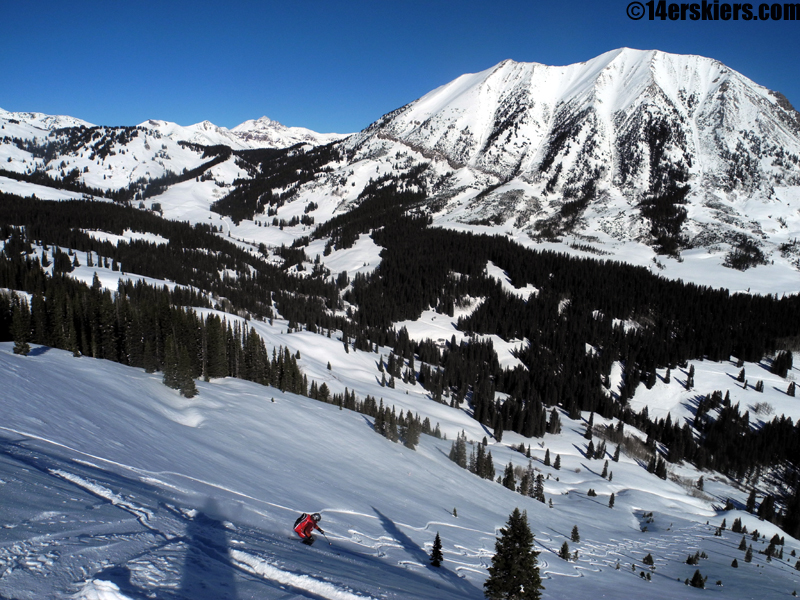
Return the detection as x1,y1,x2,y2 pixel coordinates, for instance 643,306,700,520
49,469,155,527
0,424,305,518
231,549,379,600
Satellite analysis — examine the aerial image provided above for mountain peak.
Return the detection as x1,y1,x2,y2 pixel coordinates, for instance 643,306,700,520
0,109,94,130
231,115,285,133
339,48,800,278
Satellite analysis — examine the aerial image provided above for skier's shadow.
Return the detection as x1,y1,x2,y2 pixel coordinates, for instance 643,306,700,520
372,507,482,597
177,497,239,599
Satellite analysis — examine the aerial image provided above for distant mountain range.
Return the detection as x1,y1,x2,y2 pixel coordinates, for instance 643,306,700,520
3,48,800,291
141,115,347,150
0,107,347,150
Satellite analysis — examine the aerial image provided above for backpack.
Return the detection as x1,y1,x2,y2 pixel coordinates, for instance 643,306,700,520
294,513,308,528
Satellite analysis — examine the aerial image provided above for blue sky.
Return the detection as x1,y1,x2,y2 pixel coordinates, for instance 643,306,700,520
2,0,799,133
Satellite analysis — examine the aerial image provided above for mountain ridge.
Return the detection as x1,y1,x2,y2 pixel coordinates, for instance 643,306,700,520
141,115,348,150
3,48,800,293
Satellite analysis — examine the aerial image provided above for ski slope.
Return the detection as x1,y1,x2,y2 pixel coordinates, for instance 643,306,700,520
2,342,800,599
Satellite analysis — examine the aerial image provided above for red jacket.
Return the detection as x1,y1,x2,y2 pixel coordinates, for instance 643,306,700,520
294,514,322,538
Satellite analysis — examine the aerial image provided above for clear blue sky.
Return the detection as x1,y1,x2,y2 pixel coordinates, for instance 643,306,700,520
2,0,799,133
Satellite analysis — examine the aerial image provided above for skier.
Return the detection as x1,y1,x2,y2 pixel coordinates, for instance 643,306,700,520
294,512,325,545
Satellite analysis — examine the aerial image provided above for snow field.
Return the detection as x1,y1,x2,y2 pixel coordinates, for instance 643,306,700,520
3,341,800,598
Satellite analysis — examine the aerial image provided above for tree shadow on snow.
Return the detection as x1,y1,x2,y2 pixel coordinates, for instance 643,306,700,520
372,507,482,598
176,497,239,600
27,345,51,357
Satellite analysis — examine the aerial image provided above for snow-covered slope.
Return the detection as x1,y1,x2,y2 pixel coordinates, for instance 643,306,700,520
0,106,94,130
3,342,800,600
138,119,256,151
352,49,800,183
0,110,346,199
232,115,348,148
140,116,347,151
240,48,799,294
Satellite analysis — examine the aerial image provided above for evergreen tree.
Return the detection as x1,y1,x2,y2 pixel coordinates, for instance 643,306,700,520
689,569,705,589
571,525,580,543
533,474,545,503
612,445,620,462
484,451,496,481
788,381,796,397
601,460,609,479
318,382,331,402
517,466,532,497
732,518,742,534
554,454,561,470
655,457,668,480
558,541,571,560
502,462,516,491
430,532,443,567
162,334,179,390
745,546,753,563
547,408,561,434
586,440,595,459
757,495,775,522
449,431,468,469
544,448,550,467
11,296,31,356
738,536,747,551
771,350,793,377
746,489,757,513
484,508,544,600
731,558,738,568
609,492,615,509
493,415,504,442
403,413,421,450
177,346,197,398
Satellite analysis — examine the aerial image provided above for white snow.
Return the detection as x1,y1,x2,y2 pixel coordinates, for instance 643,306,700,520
141,116,348,151
3,336,800,598
83,229,169,247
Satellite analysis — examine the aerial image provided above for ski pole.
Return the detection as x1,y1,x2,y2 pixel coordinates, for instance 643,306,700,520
320,530,332,545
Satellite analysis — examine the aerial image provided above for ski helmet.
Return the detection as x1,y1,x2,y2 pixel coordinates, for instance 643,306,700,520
312,513,322,522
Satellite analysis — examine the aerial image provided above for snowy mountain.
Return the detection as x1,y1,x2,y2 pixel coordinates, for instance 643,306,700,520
231,115,348,148
141,116,348,151
4,49,800,292
275,48,800,292
0,110,347,211
0,106,95,131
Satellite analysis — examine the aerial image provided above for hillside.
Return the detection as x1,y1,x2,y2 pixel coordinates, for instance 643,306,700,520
2,342,800,599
